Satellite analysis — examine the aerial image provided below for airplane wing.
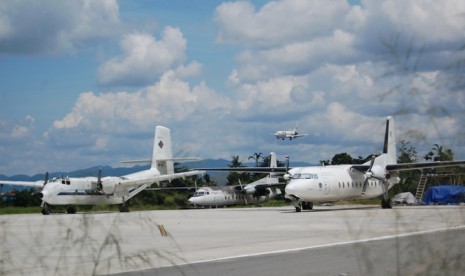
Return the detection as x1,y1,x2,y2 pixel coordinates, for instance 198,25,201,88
0,180,44,188
385,160,465,172
109,170,205,196
195,167,289,174
351,160,465,173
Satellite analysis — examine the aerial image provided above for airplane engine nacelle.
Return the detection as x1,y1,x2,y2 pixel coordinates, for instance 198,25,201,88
252,187,271,197
102,184,116,195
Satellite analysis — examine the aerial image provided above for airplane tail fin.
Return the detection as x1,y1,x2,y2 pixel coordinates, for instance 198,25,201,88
152,126,174,174
382,116,397,165
269,152,278,177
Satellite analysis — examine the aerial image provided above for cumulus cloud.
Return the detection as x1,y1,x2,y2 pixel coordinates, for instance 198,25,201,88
0,115,35,142
215,0,350,47
0,0,120,55
98,27,188,87
50,71,231,143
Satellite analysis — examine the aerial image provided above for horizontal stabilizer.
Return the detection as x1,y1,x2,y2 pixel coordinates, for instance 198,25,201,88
120,157,202,164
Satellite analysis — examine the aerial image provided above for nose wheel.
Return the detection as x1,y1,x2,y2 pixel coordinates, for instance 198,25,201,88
41,202,51,215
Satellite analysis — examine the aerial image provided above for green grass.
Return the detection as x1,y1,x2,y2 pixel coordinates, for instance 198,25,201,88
0,206,42,215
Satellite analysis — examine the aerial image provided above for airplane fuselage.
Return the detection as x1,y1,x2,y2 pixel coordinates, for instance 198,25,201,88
40,169,162,206
275,130,298,140
285,165,398,202
188,186,281,207
40,177,123,205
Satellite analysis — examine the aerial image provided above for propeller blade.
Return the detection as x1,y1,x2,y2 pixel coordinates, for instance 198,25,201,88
361,154,376,195
97,167,103,191
44,172,49,186
361,178,369,195
239,179,248,204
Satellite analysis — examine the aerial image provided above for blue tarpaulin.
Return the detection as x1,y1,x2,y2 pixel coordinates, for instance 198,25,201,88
423,185,465,204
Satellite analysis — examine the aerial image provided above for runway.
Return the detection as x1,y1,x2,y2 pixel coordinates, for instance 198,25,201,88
1,204,465,275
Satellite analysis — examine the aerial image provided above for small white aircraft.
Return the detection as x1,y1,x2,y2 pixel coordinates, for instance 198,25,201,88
0,126,204,214
188,152,284,207
274,124,308,140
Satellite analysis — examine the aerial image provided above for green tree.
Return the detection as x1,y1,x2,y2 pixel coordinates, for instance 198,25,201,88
227,155,250,185
248,152,263,167
391,140,421,196
331,152,354,165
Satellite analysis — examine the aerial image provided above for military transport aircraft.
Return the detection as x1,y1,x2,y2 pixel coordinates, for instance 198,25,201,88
188,152,284,207
0,126,204,214
274,124,308,140
200,116,465,212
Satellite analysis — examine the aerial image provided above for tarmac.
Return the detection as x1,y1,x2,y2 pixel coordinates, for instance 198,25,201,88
1,204,465,275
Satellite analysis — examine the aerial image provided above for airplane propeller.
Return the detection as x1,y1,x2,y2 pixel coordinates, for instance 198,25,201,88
361,154,386,195
97,167,103,191
32,172,49,196
43,172,49,186
283,156,291,184
238,178,248,204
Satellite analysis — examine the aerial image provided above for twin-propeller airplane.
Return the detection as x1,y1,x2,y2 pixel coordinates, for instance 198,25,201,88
0,126,204,214
188,152,284,207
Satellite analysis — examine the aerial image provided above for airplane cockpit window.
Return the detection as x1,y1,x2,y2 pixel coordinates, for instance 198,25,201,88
61,178,71,185
193,191,206,197
293,173,319,180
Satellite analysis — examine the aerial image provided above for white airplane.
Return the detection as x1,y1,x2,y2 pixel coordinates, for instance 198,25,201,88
0,126,204,214
284,116,465,212
274,124,308,140
188,152,284,207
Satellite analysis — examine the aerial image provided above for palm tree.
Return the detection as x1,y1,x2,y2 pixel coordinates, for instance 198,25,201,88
248,152,263,167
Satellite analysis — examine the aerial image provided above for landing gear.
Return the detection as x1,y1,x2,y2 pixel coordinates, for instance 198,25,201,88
302,202,313,210
381,182,392,209
41,202,51,215
381,198,392,209
119,202,129,212
294,201,313,212
66,206,77,214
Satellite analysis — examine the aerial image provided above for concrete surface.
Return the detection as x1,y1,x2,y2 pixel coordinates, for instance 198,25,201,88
1,204,464,275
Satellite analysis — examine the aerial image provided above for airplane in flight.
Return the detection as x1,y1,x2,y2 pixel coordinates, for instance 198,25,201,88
188,152,284,207
0,126,204,215
200,116,465,212
274,124,308,140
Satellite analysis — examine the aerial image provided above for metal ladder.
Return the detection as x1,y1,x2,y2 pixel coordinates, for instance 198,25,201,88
415,174,428,203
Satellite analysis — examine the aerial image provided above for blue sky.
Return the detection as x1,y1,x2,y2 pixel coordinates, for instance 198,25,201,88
0,0,464,175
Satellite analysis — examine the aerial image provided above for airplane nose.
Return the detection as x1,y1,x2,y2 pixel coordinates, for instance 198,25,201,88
285,181,297,195
39,190,48,200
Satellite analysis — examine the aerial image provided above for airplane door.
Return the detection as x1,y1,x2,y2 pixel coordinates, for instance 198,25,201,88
323,178,330,195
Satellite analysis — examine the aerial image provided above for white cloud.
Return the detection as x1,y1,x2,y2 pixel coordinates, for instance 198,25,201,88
215,0,350,47
0,0,121,55
51,71,231,141
98,27,187,86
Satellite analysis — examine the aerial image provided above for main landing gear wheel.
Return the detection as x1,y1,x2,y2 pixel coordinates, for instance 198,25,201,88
66,206,77,214
381,198,392,209
119,203,129,212
302,202,313,210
